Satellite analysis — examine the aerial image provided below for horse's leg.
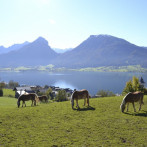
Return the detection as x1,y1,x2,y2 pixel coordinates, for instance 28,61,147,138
31,100,33,106
139,100,142,111
132,102,136,112
22,101,23,107
34,100,36,106
84,98,86,106
139,103,142,111
87,97,89,106
24,101,26,107
76,99,79,108
126,103,129,112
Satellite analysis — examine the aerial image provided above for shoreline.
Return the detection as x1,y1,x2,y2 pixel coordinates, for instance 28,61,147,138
0,65,147,73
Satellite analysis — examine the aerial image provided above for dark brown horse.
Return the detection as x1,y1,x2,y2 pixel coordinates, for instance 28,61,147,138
17,93,39,108
38,95,48,103
71,89,90,109
120,91,144,113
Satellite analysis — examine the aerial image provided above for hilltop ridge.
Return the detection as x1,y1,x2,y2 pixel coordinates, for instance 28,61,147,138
0,35,147,68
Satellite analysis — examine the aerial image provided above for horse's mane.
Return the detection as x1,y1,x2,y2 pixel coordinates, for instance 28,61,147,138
120,92,131,107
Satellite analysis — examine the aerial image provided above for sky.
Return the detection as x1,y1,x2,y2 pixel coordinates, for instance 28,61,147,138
0,0,147,49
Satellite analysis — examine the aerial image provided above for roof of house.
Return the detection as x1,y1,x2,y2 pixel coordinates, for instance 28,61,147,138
13,87,32,91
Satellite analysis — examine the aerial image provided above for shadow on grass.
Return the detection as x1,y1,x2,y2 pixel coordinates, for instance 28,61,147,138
124,110,147,117
17,105,39,108
73,106,95,111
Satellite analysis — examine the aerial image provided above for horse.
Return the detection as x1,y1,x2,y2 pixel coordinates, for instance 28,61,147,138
120,91,144,113
38,95,48,103
17,93,39,108
71,89,90,109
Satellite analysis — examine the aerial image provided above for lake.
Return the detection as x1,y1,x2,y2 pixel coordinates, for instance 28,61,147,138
0,71,147,95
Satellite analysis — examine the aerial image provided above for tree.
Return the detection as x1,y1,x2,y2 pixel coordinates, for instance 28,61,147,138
0,82,5,97
46,88,53,100
55,90,67,102
132,76,140,91
0,82,5,89
8,80,19,88
122,80,134,94
122,76,144,94
140,77,145,91
0,89,3,97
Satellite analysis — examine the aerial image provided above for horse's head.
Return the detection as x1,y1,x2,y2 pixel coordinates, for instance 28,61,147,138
17,100,20,108
120,103,125,113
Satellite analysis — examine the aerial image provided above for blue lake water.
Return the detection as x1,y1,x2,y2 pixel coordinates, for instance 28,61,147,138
0,71,147,95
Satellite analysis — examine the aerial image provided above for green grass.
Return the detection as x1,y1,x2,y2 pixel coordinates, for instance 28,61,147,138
3,89,15,97
0,96,147,146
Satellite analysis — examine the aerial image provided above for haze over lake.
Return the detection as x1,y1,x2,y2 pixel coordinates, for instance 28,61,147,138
0,71,146,95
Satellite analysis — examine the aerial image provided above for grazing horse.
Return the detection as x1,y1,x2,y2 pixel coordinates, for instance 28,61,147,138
71,89,90,109
17,93,39,108
38,95,48,103
120,91,144,113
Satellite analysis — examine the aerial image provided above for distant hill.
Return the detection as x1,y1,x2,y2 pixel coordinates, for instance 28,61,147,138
0,42,29,54
0,37,58,67
52,35,147,68
0,35,147,68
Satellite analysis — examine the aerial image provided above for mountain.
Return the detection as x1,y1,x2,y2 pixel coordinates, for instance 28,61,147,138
0,37,58,67
0,46,5,54
52,35,147,68
0,42,29,54
0,35,147,68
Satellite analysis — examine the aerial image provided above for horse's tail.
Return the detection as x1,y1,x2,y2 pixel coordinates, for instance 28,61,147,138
34,93,39,106
87,93,90,106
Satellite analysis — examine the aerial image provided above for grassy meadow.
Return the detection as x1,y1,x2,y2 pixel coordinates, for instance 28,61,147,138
0,94,147,146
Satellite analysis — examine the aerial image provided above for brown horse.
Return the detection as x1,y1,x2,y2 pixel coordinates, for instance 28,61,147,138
17,93,39,108
120,91,144,113
38,95,48,103
71,89,90,109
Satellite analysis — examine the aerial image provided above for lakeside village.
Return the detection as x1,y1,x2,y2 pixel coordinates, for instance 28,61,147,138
0,76,146,101
14,85,73,100
13,84,107,100
0,81,116,101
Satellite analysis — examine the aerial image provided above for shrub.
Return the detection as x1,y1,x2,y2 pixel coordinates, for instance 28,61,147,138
97,90,115,97
0,89,3,97
55,90,67,102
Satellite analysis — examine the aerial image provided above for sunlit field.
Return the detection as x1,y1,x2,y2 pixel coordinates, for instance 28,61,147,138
0,95,147,146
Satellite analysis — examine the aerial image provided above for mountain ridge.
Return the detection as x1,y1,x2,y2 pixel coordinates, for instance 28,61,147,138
0,37,58,67
52,35,147,68
0,35,147,68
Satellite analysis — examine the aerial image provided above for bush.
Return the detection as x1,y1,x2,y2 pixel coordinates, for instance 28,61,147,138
0,89,3,97
97,90,115,97
55,90,67,102
46,88,54,100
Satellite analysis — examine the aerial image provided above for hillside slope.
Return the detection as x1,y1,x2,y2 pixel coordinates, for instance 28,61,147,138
0,96,147,146
0,41,29,54
53,35,147,68
0,37,58,67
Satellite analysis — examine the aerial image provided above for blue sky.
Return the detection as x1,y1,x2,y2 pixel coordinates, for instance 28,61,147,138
0,0,147,49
